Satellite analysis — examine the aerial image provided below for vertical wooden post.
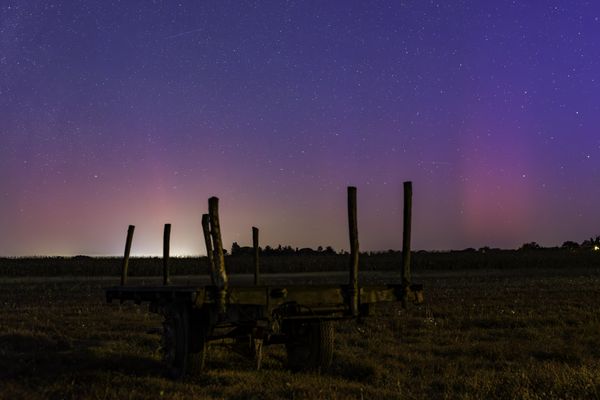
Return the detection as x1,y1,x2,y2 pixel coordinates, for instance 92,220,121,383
163,223,171,285
402,181,412,308
208,197,228,315
121,225,135,286
252,226,260,286
347,186,359,316
201,214,217,285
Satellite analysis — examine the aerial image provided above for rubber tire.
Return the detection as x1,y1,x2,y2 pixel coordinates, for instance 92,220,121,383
187,341,207,376
187,309,210,376
286,320,334,371
233,334,263,370
162,305,190,379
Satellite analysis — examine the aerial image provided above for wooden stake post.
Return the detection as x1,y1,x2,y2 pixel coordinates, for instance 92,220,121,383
163,223,171,285
120,225,135,286
201,214,217,285
402,181,412,308
208,197,228,314
252,227,260,286
347,186,359,316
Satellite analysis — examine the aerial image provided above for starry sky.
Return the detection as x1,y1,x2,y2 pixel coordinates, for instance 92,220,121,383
1,1,599,256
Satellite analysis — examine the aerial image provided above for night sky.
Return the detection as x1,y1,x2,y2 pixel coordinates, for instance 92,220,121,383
1,1,599,256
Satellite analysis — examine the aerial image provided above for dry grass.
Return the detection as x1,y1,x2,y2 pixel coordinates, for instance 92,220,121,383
2,266,600,399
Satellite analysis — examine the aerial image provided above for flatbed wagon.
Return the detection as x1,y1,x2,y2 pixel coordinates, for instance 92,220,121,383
105,184,424,378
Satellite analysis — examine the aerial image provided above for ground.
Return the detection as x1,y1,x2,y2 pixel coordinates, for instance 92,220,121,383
1,266,600,399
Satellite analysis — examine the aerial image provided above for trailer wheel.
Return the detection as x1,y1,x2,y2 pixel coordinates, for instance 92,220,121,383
187,311,209,375
161,304,190,379
187,343,207,375
233,334,263,370
285,320,334,371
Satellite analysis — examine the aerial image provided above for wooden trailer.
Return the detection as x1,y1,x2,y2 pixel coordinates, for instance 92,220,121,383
105,184,424,378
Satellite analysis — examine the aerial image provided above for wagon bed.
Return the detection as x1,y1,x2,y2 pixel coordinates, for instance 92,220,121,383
107,283,410,307
105,184,423,378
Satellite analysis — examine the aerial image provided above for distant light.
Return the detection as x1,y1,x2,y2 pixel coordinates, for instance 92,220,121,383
594,245,600,251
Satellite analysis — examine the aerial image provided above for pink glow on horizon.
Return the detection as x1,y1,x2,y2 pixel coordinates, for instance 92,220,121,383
459,117,535,249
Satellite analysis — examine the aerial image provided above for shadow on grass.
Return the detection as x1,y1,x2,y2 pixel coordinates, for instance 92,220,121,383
327,357,379,382
530,350,582,364
0,331,164,380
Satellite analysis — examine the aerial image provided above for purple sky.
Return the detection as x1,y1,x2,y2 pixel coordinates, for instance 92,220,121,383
1,1,599,256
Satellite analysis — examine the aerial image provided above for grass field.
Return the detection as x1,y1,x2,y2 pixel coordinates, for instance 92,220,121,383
1,249,599,277
1,259,600,399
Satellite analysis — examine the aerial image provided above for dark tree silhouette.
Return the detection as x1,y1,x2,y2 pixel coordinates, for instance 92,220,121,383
520,242,541,251
581,236,600,251
561,241,580,251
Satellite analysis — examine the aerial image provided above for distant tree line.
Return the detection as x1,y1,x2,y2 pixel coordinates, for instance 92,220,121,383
521,236,600,251
230,235,600,256
230,242,337,256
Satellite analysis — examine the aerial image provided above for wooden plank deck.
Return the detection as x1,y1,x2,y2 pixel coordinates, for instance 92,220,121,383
105,284,406,308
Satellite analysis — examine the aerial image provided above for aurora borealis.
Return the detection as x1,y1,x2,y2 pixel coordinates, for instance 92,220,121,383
1,1,599,256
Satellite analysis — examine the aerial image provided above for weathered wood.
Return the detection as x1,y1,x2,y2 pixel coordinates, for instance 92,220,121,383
120,225,135,286
201,214,217,285
347,186,359,316
208,197,228,290
208,197,228,315
106,284,402,308
163,223,171,285
402,181,412,308
228,286,346,307
252,226,260,286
